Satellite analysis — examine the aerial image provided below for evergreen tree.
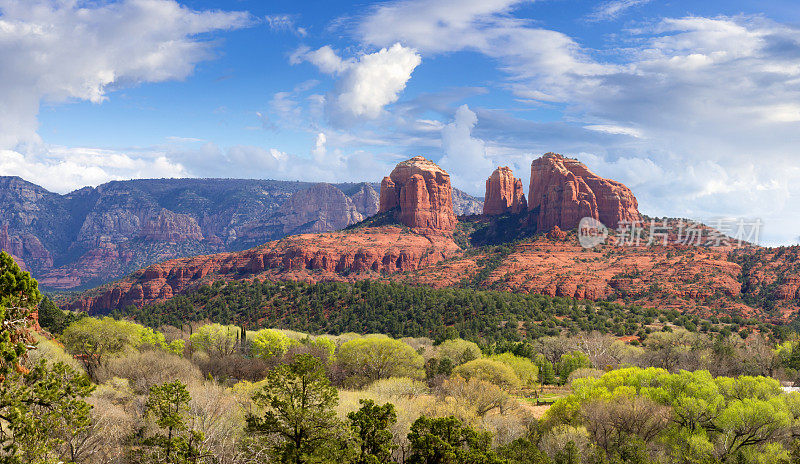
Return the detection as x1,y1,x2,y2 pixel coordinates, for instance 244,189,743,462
141,380,207,464
36,297,67,334
0,251,94,463
407,415,505,464
247,354,345,464
348,399,397,464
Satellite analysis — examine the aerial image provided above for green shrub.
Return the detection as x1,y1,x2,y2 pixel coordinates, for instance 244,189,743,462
452,358,521,389
437,338,482,365
336,337,424,387
490,352,538,387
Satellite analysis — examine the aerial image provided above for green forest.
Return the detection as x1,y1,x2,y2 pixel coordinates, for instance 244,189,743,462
111,279,782,345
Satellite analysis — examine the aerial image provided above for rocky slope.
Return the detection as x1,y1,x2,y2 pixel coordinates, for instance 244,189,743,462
529,153,641,230
379,156,457,233
67,226,461,313
0,175,483,290
63,215,800,323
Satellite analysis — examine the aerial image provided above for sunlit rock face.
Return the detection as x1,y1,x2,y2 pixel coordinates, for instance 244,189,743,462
528,153,641,231
378,156,457,234
483,166,527,216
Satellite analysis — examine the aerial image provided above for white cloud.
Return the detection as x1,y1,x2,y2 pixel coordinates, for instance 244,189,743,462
0,0,251,149
294,43,422,124
297,45,348,74
0,0,252,192
584,125,643,138
587,0,652,22
0,147,190,193
357,0,609,102
439,105,494,192
311,132,327,161
355,4,800,244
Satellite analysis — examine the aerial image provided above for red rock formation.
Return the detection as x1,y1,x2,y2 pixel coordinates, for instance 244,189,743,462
62,218,800,324
483,167,527,215
66,227,460,313
528,153,641,231
546,226,567,240
141,210,204,242
378,156,457,233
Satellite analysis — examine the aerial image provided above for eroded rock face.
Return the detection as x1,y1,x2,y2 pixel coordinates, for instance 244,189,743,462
528,153,641,231
278,183,364,234
483,167,527,215
0,224,52,270
66,227,460,313
141,210,204,242
349,184,380,217
378,156,457,233
452,188,483,216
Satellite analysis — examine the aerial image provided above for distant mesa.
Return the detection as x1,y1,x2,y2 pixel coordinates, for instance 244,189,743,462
528,152,641,231
483,166,527,216
378,156,457,234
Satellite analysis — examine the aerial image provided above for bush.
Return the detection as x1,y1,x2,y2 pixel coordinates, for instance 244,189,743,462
538,425,592,462
438,376,511,417
25,333,84,374
192,353,271,383
98,350,203,394
335,337,424,387
189,323,241,358
490,352,538,387
437,339,482,365
556,351,592,384
452,358,522,389
567,368,605,385
62,317,154,380
250,329,294,360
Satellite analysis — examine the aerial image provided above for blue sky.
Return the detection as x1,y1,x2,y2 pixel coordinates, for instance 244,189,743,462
2,0,800,245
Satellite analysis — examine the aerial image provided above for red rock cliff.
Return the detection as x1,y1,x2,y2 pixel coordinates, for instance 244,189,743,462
378,156,457,233
528,153,641,231
483,167,527,215
66,227,460,313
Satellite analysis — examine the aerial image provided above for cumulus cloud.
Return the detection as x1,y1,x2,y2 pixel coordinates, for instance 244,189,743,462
0,0,251,149
0,0,251,191
357,0,608,102
294,43,422,124
439,105,494,192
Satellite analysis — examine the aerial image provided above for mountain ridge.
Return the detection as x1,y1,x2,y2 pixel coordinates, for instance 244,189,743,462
0,175,483,290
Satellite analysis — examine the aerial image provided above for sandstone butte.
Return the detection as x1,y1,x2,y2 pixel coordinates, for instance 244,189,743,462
483,166,527,215
61,155,800,325
528,152,641,231
379,156,457,234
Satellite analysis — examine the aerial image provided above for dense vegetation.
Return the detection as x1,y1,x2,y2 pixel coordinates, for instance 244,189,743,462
7,250,800,463
113,279,781,345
